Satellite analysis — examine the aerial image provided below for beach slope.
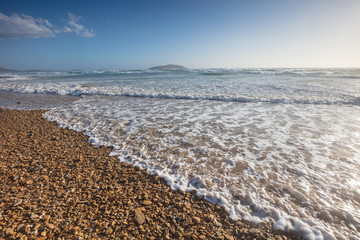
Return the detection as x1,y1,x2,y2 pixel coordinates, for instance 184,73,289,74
0,108,303,239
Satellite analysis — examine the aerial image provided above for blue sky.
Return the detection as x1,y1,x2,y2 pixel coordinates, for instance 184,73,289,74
0,0,359,70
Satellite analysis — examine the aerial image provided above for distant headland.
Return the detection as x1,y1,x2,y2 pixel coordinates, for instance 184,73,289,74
0,67,55,73
0,67,19,73
148,64,187,70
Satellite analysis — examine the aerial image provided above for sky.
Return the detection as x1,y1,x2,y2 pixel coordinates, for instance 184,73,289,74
0,0,359,70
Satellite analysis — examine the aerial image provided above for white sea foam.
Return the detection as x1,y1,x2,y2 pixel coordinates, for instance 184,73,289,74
44,95,360,240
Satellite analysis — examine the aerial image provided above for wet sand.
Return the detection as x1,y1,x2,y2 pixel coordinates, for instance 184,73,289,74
0,108,304,240
0,90,80,110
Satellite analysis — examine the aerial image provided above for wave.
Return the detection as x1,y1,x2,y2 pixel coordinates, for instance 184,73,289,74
3,86,360,106
1,68,360,108
113,93,360,106
2,68,360,80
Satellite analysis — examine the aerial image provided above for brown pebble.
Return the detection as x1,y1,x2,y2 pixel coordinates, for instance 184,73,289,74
249,228,260,234
134,208,146,225
184,201,191,209
46,223,56,230
20,235,27,240
5,228,14,235
40,230,47,236
225,234,234,240
192,216,201,224
143,200,152,205
17,224,26,232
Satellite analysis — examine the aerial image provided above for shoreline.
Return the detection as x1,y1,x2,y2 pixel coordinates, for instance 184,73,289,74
0,90,80,110
0,108,304,239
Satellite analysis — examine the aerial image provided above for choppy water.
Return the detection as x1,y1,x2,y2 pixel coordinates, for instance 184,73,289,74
1,68,360,239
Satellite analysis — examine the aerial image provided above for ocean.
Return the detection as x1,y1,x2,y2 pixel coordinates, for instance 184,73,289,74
1,68,359,240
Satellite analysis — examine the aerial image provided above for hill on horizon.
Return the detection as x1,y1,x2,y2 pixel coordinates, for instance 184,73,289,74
148,64,187,70
0,67,19,73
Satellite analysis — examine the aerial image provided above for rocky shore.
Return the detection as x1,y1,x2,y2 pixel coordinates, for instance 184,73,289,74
0,108,304,240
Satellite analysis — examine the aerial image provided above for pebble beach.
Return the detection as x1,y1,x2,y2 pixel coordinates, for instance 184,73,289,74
0,108,304,240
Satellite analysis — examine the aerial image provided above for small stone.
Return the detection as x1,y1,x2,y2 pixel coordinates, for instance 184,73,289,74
30,213,40,219
199,235,206,239
34,165,43,171
206,214,215,221
33,223,41,230
40,230,47,236
20,235,27,240
105,227,113,235
134,208,145,225
13,199,22,206
51,136,59,141
17,224,26,232
73,226,81,234
121,232,129,238
249,228,260,234
225,234,234,240
5,228,14,235
236,221,244,227
46,223,56,230
214,219,222,227
275,235,282,240
143,200,152,205
13,175,20,181
183,216,192,226
192,217,201,224
42,215,50,221
17,101,22,104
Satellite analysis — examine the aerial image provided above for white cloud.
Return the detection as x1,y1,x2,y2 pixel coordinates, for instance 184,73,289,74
0,12,55,39
65,13,95,38
0,12,95,40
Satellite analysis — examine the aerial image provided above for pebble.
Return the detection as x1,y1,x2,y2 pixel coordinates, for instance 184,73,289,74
143,200,152,205
225,234,234,240
249,228,260,234
46,223,56,230
33,165,43,171
192,216,201,224
134,208,146,225
214,219,222,227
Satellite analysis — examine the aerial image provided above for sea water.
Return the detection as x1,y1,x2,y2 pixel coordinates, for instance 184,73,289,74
1,68,360,239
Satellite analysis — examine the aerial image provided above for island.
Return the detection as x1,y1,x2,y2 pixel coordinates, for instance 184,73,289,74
148,64,187,70
0,67,18,73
